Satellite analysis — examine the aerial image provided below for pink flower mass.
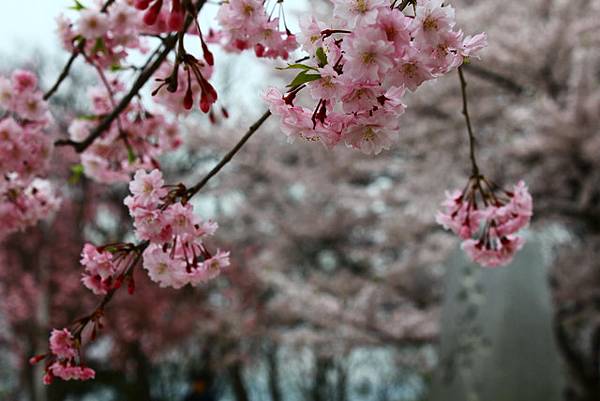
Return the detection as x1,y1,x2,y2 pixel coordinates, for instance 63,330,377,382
436,179,533,267
264,0,487,155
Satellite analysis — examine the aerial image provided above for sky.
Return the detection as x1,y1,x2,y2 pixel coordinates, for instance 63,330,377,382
0,2,65,55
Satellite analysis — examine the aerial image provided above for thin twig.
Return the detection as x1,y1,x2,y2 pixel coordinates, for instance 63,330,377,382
462,63,525,95
43,0,116,101
187,110,272,198
43,40,85,101
458,66,480,177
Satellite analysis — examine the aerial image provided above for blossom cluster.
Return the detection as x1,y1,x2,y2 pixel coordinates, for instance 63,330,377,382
122,169,230,289
31,328,95,384
68,80,181,183
214,0,298,59
57,1,145,68
264,0,487,155
0,70,60,241
436,178,533,267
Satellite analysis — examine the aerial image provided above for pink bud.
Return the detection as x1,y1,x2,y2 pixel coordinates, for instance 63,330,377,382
143,0,163,25
134,0,151,10
183,86,193,110
168,0,184,30
29,354,46,365
254,43,265,58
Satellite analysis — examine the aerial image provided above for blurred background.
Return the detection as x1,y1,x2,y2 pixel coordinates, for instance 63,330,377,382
1,0,600,400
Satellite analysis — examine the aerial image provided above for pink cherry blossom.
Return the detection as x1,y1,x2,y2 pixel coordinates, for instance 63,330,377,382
462,235,525,268
128,169,168,208
48,362,96,382
342,27,395,81
332,0,388,28
76,9,110,39
49,329,78,360
142,244,188,289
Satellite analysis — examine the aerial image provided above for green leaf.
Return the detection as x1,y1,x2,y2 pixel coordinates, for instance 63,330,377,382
110,64,123,72
78,114,99,121
287,71,321,89
69,0,86,10
316,47,328,67
68,164,84,185
276,63,319,72
92,38,106,53
105,246,118,254
127,148,137,164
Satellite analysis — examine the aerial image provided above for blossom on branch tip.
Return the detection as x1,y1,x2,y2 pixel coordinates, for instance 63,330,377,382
436,178,533,268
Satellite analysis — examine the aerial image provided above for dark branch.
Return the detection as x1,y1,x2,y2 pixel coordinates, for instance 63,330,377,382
462,63,525,95
458,66,481,176
187,110,272,198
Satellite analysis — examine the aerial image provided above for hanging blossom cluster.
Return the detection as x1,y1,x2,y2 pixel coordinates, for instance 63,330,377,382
213,0,298,59
30,329,96,384
68,80,181,183
436,178,533,267
125,169,230,288
0,70,60,240
79,169,229,293
264,0,487,155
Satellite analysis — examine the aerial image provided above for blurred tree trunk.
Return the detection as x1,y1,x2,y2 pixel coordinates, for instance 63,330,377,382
23,338,39,401
335,361,347,401
312,355,332,401
267,344,282,401
554,318,600,401
129,341,153,401
229,362,250,401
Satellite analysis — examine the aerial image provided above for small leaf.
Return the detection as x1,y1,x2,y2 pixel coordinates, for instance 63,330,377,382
316,47,328,67
287,71,321,89
92,38,106,53
127,148,137,164
110,64,123,72
276,63,319,72
78,114,99,121
69,0,86,10
68,164,85,185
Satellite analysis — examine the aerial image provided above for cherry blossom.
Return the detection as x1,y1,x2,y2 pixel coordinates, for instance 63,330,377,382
30,328,96,384
215,0,297,59
49,329,78,360
0,70,59,241
265,0,486,155
124,169,229,288
436,178,533,267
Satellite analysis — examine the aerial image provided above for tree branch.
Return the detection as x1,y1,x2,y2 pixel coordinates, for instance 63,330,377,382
462,63,525,95
43,0,116,101
458,66,481,176
186,110,272,198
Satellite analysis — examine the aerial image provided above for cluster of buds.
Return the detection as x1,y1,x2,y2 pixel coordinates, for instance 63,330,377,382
135,0,186,30
436,177,533,267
